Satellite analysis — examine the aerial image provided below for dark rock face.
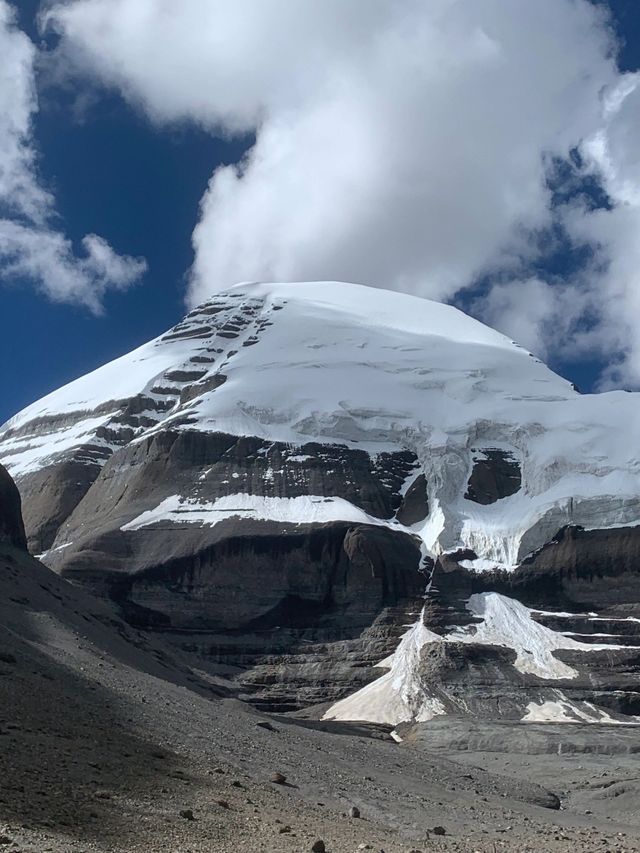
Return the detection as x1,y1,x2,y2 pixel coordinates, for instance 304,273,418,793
16,459,102,554
431,525,640,616
417,640,529,719
464,448,521,505
403,718,640,756
40,430,425,711
0,464,26,550
79,521,423,632
59,519,425,711
395,474,429,525
0,392,176,553
419,539,640,721
516,524,640,609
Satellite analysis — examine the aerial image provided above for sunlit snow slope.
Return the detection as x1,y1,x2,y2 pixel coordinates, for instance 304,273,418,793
2,280,640,567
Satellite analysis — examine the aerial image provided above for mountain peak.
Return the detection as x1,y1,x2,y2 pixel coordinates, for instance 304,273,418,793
2,279,640,726
200,279,528,350
1,280,639,568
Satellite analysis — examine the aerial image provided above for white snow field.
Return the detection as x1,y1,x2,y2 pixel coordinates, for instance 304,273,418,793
522,694,640,724
2,280,640,568
121,493,395,531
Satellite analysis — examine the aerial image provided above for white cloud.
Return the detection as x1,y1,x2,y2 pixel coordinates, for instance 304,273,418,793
42,0,640,383
0,0,145,311
473,277,581,360
567,73,640,388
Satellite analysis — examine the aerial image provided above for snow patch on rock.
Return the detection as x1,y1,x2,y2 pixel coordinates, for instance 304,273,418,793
1,412,118,477
324,592,634,725
323,609,445,725
450,593,584,680
122,492,403,531
523,694,640,724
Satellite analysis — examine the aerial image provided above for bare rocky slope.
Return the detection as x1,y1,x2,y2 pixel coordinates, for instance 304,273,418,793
1,461,640,852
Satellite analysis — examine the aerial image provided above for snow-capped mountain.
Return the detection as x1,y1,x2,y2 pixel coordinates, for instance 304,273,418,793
2,281,640,721
4,281,640,561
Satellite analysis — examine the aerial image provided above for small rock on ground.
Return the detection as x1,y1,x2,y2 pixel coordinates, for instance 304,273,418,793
270,772,287,784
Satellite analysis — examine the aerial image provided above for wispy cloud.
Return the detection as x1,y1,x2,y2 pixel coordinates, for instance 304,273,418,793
0,0,145,312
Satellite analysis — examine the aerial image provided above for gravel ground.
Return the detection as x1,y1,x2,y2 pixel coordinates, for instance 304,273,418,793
1,545,639,853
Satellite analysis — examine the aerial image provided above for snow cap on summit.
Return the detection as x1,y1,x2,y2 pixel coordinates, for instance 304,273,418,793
1,280,639,570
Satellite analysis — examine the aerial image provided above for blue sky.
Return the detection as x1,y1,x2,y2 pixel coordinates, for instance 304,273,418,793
1,1,640,424
2,0,250,422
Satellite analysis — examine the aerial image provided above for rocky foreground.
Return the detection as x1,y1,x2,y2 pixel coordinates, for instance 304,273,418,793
1,463,639,853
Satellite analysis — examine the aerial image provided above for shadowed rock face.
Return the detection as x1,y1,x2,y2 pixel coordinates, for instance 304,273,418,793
516,524,640,609
131,523,426,711
36,429,426,711
0,464,26,550
431,528,640,615
395,473,429,525
417,641,537,720
67,521,424,632
17,459,101,555
464,448,521,505
60,519,425,712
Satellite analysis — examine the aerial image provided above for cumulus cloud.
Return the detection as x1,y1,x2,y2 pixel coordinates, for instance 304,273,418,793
41,0,640,383
566,74,640,387
472,277,580,360
0,0,145,311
